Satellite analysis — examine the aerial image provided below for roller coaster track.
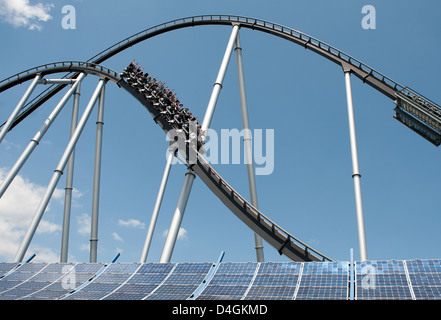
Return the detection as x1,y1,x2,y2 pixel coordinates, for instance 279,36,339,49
1,15,440,263
0,62,331,261
2,15,441,145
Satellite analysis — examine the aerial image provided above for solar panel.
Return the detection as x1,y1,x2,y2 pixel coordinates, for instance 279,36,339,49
101,263,177,300
0,263,51,298
0,263,19,277
215,262,258,274
242,262,301,300
406,259,441,300
16,263,105,300
147,262,213,300
355,260,412,300
196,262,258,300
295,262,349,300
65,263,143,300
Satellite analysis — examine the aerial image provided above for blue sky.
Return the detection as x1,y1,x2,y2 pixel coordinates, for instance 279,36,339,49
0,0,440,264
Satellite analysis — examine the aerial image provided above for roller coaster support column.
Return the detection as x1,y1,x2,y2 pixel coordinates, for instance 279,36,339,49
14,79,106,263
235,31,265,263
140,144,176,263
90,82,106,263
200,24,239,133
160,167,196,263
344,69,368,261
61,81,82,262
0,73,41,144
0,73,86,199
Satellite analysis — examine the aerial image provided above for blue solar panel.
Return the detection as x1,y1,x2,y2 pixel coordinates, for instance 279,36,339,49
100,263,180,300
215,262,258,274
147,263,213,300
246,285,296,300
16,263,105,300
64,263,139,300
355,260,412,300
0,263,19,277
257,262,301,274
196,262,257,300
295,262,349,300
406,259,441,300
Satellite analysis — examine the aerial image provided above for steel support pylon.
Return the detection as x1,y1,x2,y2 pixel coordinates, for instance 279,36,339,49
60,81,82,262
0,74,41,144
344,70,368,262
90,82,106,263
140,146,175,263
159,168,196,263
235,31,264,262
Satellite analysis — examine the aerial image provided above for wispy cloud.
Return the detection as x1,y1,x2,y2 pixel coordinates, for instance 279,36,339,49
118,219,145,229
0,0,54,31
112,232,123,242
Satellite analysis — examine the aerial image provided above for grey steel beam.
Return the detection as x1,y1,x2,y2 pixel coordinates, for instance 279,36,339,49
14,79,105,263
0,73,41,144
60,81,82,262
38,79,77,85
90,83,106,263
344,70,368,262
159,168,196,263
200,24,240,133
140,146,175,263
234,31,264,263
0,73,86,199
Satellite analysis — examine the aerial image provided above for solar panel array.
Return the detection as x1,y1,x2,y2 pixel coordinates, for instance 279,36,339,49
1,259,441,300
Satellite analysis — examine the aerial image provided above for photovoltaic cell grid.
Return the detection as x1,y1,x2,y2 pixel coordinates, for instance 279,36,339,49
243,262,301,300
355,260,412,300
0,263,19,278
146,262,213,300
407,259,441,300
65,263,143,300
295,262,349,300
0,263,105,300
196,262,258,300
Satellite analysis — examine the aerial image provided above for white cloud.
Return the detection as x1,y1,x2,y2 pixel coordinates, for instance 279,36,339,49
0,168,63,261
162,227,188,241
0,0,54,31
118,219,145,229
112,232,123,242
